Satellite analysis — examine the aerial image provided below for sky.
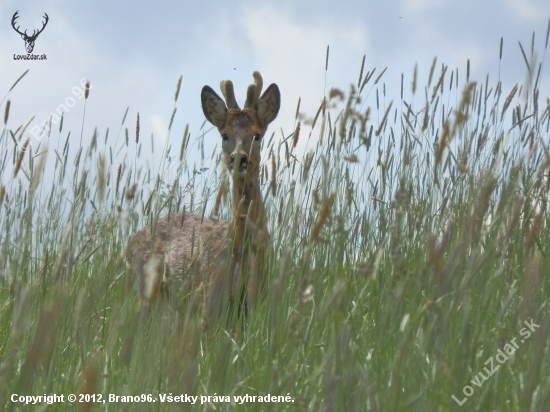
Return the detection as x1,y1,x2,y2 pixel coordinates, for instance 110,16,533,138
1,0,550,178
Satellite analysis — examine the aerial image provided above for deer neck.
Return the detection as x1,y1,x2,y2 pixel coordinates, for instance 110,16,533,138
231,171,266,231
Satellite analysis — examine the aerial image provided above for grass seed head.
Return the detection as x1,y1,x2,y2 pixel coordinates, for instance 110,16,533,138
329,88,345,102
30,145,48,195
125,183,138,200
376,100,393,136
115,164,122,198
97,154,105,202
13,138,30,178
295,96,301,120
310,192,336,242
4,100,10,125
212,171,228,218
180,123,188,161
357,54,366,88
292,121,301,149
84,81,91,99
135,113,140,144
174,75,182,103
435,120,450,170
270,153,277,197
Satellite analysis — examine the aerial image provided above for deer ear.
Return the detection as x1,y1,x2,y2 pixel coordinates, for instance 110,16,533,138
257,84,280,126
201,86,227,128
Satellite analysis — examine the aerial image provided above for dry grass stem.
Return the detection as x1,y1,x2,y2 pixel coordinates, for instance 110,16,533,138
15,115,35,142
360,69,375,94
302,151,314,184
310,99,325,135
431,65,447,102
502,84,519,119
13,138,30,178
212,173,228,217
375,100,393,136
421,101,429,131
374,67,388,85
143,189,155,215
295,97,301,120
427,57,437,88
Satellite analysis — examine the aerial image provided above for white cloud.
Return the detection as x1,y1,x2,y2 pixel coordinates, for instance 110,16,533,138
150,113,167,144
232,5,369,152
504,0,547,21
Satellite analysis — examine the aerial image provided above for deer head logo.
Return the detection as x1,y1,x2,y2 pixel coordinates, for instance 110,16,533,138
11,11,49,54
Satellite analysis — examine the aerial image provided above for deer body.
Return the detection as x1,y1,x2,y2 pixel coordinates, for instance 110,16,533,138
130,72,280,314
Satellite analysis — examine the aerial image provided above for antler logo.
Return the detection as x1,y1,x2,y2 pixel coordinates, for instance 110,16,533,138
11,11,49,54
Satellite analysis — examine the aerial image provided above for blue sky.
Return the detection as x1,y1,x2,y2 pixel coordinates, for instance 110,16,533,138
1,0,549,169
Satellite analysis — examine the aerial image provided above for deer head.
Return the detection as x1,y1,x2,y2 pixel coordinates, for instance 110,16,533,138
12,11,49,54
201,72,280,180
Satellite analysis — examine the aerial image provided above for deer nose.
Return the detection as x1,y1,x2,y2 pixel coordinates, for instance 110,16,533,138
230,152,248,170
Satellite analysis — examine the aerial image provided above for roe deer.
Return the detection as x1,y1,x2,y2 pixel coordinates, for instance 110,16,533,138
129,71,280,318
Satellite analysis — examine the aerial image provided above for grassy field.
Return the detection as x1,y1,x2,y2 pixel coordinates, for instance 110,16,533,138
1,41,550,411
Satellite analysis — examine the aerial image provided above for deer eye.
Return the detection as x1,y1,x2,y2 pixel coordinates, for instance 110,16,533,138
221,134,229,141
254,134,262,141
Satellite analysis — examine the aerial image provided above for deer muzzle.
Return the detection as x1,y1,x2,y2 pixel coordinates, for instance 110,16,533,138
230,152,248,175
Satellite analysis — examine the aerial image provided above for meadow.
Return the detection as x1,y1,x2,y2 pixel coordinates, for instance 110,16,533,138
1,36,550,411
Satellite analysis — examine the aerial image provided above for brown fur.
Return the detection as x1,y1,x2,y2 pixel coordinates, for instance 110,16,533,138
129,72,280,316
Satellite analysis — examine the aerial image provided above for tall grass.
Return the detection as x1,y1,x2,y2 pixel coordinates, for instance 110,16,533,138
1,36,550,411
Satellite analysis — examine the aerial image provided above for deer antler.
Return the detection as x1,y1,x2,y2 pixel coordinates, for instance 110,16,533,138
252,71,263,100
11,11,26,37
244,71,264,109
31,13,49,39
11,11,49,40
220,80,240,110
